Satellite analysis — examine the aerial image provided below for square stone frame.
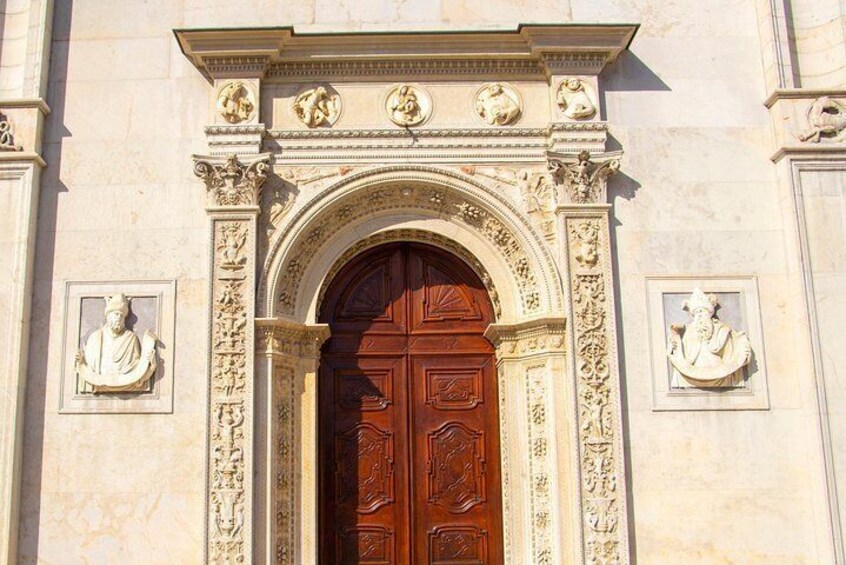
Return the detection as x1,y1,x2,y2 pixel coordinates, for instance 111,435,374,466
645,275,769,411
58,280,176,414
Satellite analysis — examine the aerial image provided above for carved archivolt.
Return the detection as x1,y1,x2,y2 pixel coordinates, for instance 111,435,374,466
316,229,503,319
262,166,564,320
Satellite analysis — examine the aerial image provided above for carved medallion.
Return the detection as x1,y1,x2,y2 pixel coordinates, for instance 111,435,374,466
475,83,521,126
216,80,256,124
799,96,846,143
385,84,431,126
293,86,341,128
0,112,22,151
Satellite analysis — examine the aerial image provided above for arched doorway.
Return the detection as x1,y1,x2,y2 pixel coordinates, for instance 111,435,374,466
318,242,504,564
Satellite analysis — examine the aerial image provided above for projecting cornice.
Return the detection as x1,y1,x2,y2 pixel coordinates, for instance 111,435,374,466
173,24,638,80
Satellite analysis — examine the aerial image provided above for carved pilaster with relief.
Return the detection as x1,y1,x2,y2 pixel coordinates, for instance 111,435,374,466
195,153,269,565
560,204,630,564
486,320,567,565
256,320,329,565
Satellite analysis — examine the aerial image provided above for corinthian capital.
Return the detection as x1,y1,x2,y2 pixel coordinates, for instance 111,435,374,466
548,150,620,205
193,152,271,207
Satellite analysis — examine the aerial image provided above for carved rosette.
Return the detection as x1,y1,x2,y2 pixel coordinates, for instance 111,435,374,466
195,153,269,565
565,214,629,565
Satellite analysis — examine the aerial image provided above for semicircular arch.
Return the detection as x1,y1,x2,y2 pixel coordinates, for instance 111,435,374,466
260,165,565,323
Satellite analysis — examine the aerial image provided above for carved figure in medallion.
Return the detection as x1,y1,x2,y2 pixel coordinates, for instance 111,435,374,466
386,85,429,126
216,81,256,124
293,86,341,128
557,78,597,120
666,288,752,388
0,113,22,151
475,83,521,125
798,96,846,143
75,293,157,392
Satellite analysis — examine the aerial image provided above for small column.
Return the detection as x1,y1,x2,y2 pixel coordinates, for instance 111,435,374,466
194,153,271,564
550,152,631,564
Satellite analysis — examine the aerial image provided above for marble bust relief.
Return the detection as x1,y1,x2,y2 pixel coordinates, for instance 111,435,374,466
75,293,158,393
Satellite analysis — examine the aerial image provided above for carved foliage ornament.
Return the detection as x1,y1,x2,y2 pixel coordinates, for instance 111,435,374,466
194,153,269,207
293,86,341,128
276,184,541,316
549,151,619,205
0,112,22,151
567,217,625,564
74,293,158,393
666,288,752,388
216,80,256,124
386,84,431,126
799,96,846,143
475,83,521,126
557,77,597,120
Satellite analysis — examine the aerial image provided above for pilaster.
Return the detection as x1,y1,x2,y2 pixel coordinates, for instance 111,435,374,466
552,151,630,565
194,152,271,564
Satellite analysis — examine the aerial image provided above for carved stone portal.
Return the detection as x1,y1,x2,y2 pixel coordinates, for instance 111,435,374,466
666,288,753,388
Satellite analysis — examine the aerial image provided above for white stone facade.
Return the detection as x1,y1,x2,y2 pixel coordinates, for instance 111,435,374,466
0,1,844,564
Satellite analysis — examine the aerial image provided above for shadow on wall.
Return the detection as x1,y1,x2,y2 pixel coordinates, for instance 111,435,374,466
17,0,73,562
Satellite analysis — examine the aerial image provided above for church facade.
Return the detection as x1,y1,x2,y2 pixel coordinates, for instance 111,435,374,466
0,1,845,564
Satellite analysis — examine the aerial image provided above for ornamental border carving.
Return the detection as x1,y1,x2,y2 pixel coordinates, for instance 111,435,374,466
564,212,630,565
261,165,565,320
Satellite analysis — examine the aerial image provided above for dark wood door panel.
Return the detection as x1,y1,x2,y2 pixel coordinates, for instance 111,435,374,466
319,243,503,565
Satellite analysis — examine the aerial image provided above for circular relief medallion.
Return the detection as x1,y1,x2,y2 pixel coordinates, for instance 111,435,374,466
215,80,256,124
293,86,342,128
385,84,431,127
474,83,522,126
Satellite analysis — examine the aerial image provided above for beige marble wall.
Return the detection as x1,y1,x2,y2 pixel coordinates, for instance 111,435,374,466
9,0,843,563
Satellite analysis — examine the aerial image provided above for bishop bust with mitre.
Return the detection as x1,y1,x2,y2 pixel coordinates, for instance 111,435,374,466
75,293,158,393
667,288,753,388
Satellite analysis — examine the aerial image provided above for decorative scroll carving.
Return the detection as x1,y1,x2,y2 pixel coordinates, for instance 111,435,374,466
526,365,554,565
386,84,431,126
276,185,540,316
666,288,752,388
337,423,395,514
798,96,846,143
216,81,256,124
475,83,521,126
549,151,619,205
556,78,597,120
428,422,486,513
74,293,158,393
194,153,270,207
0,112,22,151
293,86,341,128
566,216,628,565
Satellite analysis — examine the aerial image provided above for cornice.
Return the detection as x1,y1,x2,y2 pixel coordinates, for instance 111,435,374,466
0,98,50,115
765,88,846,108
771,144,846,163
174,24,638,80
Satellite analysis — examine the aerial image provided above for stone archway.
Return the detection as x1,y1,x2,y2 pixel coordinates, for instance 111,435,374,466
256,167,574,564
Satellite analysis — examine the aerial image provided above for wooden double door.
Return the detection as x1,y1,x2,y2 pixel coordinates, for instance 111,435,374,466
319,243,504,564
